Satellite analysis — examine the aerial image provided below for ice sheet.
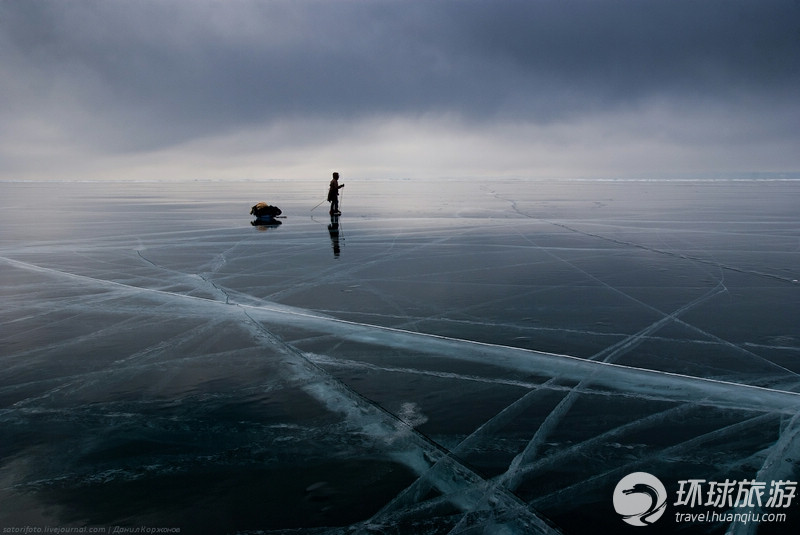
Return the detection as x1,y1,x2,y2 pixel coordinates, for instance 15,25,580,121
1,179,799,534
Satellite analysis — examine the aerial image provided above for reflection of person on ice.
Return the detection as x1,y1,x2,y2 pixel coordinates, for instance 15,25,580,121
328,172,344,215
328,215,341,258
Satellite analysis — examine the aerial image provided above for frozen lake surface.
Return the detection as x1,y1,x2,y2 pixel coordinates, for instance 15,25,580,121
1,178,799,534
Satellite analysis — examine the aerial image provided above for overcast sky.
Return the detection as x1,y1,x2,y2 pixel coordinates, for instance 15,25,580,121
1,0,799,181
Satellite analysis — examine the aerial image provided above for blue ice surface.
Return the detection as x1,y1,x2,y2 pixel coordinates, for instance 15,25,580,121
1,178,799,534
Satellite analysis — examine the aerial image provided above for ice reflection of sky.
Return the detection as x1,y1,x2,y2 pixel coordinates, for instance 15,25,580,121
1,179,799,534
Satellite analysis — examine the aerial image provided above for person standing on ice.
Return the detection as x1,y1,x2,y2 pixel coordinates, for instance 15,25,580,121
328,172,344,215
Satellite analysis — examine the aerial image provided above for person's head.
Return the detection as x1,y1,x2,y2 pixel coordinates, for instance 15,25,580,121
333,172,339,179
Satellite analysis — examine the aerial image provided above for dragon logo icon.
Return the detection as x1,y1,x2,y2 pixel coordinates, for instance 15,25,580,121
613,472,667,526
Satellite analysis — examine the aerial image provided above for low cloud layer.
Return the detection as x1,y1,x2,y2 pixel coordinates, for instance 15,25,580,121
2,0,799,180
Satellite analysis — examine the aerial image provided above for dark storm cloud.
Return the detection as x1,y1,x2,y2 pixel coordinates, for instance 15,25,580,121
1,0,798,177
464,2,800,102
